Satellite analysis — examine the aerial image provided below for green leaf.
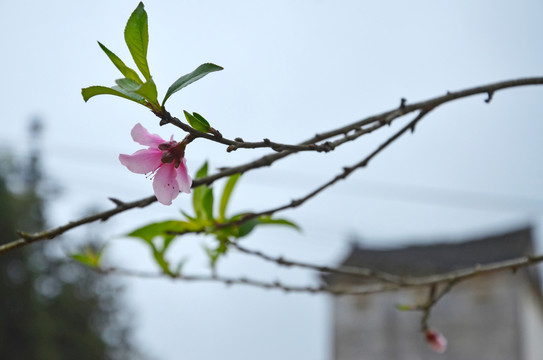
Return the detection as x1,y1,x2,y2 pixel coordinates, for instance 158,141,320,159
192,162,211,220
395,304,416,311
134,79,159,108
203,240,228,268
71,254,97,267
195,161,208,179
237,218,260,238
151,247,173,276
71,245,104,268
162,63,223,105
127,220,193,243
111,85,146,102
124,2,151,81
254,216,300,230
232,215,299,238
183,111,210,133
81,85,146,104
202,187,214,221
115,78,141,92
219,173,240,221
98,42,143,83
173,260,186,276
181,210,198,223
114,78,159,108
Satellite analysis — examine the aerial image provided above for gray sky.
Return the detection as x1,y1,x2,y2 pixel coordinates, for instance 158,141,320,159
1,1,543,359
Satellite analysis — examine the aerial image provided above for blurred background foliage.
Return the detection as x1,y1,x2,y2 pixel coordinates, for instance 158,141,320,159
0,119,145,360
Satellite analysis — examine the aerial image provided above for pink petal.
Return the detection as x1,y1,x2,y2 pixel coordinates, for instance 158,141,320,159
425,329,447,353
153,164,180,205
175,158,192,194
131,123,165,148
119,149,162,174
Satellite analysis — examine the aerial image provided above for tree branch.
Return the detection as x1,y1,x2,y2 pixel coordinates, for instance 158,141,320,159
2,77,542,255
94,252,543,296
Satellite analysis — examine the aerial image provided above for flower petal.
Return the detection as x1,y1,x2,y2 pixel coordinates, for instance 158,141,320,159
119,149,162,174
175,158,192,194
425,329,447,353
153,164,180,205
131,123,165,148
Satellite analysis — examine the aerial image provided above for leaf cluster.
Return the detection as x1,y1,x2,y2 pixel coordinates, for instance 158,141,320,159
125,163,298,275
81,2,222,116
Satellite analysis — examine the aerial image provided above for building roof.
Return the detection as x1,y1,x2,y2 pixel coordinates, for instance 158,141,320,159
324,226,541,292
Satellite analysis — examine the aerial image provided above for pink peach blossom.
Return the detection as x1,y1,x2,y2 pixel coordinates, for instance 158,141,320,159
119,123,192,205
425,328,447,353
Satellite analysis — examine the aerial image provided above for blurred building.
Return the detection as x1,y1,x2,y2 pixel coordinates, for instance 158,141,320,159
326,227,543,360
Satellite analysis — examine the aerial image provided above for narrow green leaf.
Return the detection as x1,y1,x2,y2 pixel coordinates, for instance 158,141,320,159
71,254,97,267
124,2,151,81
116,78,141,92
202,187,214,221
183,111,210,132
71,245,104,268
219,173,241,221
81,85,145,104
192,162,211,219
195,162,208,179
237,218,260,238
127,220,191,243
173,260,186,276
203,240,228,268
162,63,223,105
111,85,146,102
134,79,159,108
152,248,173,276
255,216,300,230
231,214,300,238
181,210,198,223
192,113,211,128
98,42,143,83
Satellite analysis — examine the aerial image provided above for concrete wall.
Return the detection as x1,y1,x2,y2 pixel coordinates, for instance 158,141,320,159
519,282,543,360
334,273,531,360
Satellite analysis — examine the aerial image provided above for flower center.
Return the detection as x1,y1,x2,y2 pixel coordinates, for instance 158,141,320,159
158,141,185,168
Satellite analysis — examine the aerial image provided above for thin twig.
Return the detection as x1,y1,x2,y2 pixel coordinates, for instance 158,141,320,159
95,252,543,296
230,242,404,284
209,109,433,229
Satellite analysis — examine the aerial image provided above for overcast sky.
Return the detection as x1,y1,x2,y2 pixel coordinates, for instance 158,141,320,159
1,1,543,359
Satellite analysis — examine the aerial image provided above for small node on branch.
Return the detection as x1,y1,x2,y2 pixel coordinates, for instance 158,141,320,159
108,197,125,207
100,214,113,222
277,256,290,266
263,138,271,145
400,97,407,109
290,199,303,207
16,230,32,241
227,144,237,152
484,91,494,103
209,127,223,139
322,141,334,152
234,137,244,142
